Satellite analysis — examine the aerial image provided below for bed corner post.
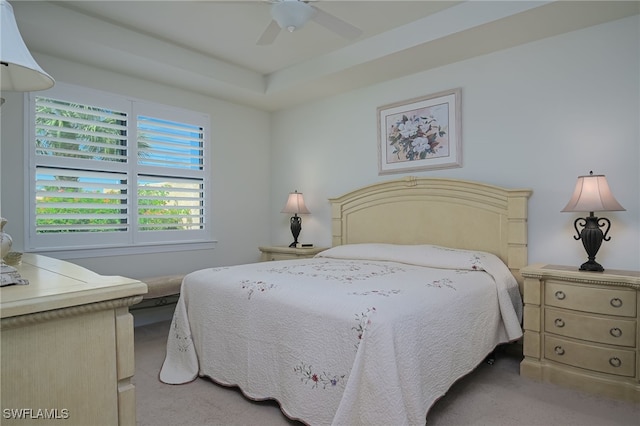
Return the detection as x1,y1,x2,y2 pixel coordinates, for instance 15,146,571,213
507,189,533,293
330,198,343,247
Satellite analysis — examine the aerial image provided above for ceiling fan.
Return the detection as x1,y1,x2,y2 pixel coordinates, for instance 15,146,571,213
257,0,362,45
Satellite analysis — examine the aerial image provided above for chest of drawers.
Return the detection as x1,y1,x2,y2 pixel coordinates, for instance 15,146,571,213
520,264,639,402
1,254,147,425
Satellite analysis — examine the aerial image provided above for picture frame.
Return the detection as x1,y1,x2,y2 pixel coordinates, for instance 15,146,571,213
377,88,461,175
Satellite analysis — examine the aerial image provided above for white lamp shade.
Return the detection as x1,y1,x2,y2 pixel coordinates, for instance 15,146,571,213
1,0,54,92
561,173,625,213
271,0,315,32
281,191,310,215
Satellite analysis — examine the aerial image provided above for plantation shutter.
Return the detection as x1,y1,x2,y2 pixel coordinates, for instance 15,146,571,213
27,83,211,252
35,168,129,233
32,95,130,248
136,114,206,235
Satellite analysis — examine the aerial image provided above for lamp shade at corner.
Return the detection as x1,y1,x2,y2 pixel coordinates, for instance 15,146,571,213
561,173,625,213
281,191,310,215
0,0,55,92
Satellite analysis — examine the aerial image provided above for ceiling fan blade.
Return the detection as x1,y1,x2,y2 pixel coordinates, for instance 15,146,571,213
257,19,281,45
311,6,362,40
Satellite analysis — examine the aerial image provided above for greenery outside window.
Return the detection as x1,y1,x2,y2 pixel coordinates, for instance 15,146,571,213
26,83,212,256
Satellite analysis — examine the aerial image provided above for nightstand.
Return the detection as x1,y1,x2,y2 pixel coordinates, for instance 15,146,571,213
520,264,640,402
258,246,327,261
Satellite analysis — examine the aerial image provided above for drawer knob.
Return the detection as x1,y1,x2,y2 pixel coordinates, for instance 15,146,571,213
554,346,565,356
554,318,565,328
554,291,566,300
610,298,623,308
609,357,622,368
609,327,622,338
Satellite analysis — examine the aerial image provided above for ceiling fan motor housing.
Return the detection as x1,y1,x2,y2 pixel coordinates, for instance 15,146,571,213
272,0,315,32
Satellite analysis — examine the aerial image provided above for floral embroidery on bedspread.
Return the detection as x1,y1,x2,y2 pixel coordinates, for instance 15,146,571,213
292,306,376,389
426,278,456,290
469,254,483,270
353,307,376,349
293,363,347,389
348,289,401,297
433,246,484,270
172,316,193,353
240,280,276,299
265,260,405,284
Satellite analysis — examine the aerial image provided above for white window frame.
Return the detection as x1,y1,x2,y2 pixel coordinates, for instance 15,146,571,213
24,82,216,259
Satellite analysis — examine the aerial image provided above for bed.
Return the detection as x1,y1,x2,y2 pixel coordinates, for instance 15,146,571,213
160,176,532,425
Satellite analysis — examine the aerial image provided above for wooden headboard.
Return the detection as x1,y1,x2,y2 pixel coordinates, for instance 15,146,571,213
329,176,532,287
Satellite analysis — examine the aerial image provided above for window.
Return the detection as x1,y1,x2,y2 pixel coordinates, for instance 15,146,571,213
26,83,213,256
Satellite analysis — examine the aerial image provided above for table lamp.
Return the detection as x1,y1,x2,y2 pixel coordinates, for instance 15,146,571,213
281,191,310,248
1,0,54,285
561,171,625,272
1,0,55,95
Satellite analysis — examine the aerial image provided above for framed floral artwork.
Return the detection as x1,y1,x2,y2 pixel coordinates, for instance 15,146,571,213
377,88,461,175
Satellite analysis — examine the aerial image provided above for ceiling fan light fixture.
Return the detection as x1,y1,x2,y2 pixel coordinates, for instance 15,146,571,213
271,1,315,33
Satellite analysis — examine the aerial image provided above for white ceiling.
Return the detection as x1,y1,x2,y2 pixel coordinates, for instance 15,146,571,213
11,1,640,111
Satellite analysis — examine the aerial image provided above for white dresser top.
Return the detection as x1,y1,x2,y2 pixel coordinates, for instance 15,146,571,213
1,254,147,318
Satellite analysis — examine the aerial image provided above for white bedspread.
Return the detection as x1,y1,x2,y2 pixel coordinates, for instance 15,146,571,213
160,244,523,425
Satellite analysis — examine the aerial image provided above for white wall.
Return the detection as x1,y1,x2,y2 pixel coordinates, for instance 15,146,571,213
270,16,640,271
0,55,272,279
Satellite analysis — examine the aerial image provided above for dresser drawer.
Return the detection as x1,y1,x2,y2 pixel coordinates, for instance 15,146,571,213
545,281,636,317
545,335,636,377
545,308,636,347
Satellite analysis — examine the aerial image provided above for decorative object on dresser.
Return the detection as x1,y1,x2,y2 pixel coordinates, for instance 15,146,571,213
258,245,326,261
561,171,625,272
520,264,640,403
281,190,310,247
0,0,55,97
0,217,28,286
0,217,11,258
1,254,147,425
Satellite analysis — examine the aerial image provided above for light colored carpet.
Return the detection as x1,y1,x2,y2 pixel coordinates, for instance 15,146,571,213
134,320,639,426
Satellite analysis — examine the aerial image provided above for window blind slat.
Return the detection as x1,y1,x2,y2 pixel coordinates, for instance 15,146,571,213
37,98,128,122
36,135,127,151
36,115,127,133
36,125,127,143
35,193,126,201
36,224,129,232
138,148,203,161
138,131,203,145
36,148,127,162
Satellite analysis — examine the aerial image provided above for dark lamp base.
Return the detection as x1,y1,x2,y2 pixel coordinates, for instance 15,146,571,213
288,215,302,249
572,213,612,274
579,260,604,272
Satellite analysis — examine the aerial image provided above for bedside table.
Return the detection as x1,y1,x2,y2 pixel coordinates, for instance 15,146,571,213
258,246,327,262
520,264,640,402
